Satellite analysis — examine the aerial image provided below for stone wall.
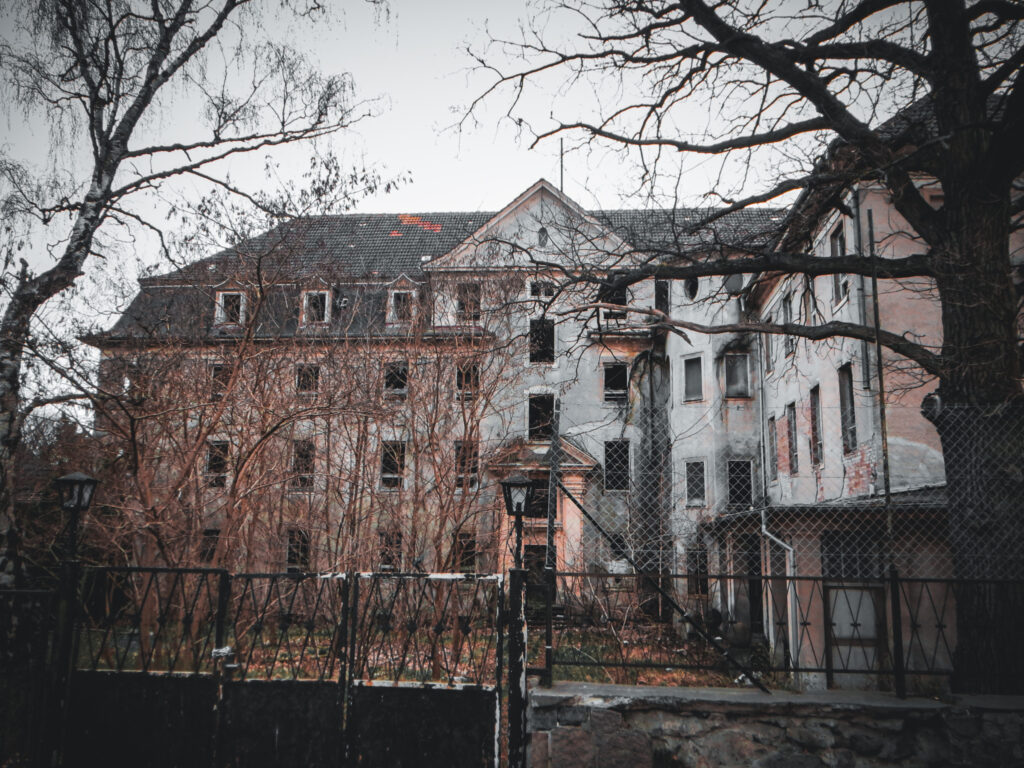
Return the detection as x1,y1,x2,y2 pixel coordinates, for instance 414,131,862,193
527,683,1024,767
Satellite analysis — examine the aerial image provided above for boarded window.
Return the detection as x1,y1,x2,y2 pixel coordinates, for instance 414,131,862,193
291,439,315,489
528,394,554,441
604,440,630,491
206,441,229,487
296,364,320,394
810,385,823,466
839,363,857,452
604,363,628,402
683,356,703,401
728,460,753,507
685,460,706,506
529,318,555,362
787,403,799,474
724,353,750,397
286,528,310,573
380,441,406,489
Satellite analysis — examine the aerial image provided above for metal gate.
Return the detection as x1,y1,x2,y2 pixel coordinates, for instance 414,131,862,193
52,567,504,767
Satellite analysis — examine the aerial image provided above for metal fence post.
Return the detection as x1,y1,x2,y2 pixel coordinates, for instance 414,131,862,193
542,568,554,687
211,570,232,768
341,573,359,768
52,559,81,766
889,565,906,698
507,568,527,768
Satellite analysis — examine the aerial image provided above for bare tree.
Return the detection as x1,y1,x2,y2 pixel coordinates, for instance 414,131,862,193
0,0,385,527
475,0,1024,691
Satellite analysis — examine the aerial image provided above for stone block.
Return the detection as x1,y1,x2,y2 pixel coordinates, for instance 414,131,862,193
751,749,825,768
786,724,835,750
527,731,550,768
550,725,597,768
587,708,624,731
596,726,653,768
558,706,589,726
529,708,558,733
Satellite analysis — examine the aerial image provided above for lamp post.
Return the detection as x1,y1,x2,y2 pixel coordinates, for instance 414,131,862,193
54,471,97,562
500,473,533,569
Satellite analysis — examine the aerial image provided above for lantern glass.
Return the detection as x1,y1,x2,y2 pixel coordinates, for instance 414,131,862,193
55,472,98,512
500,473,532,517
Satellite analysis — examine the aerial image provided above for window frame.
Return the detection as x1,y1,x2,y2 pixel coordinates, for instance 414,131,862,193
530,280,556,298
390,291,414,324
456,362,480,401
839,363,858,453
783,291,796,356
455,282,482,323
301,289,331,326
380,440,406,490
685,459,706,507
602,284,628,321
727,459,754,508
384,360,409,398
809,385,824,466
830,224,850,305
786,403,799,475
455,439,479,491
603,362,629,403
200,528,220,564
215,291,246,326
455,531,477,574
763,322,774,374
205,441,229,487
604,439,630,492
286,527,311,573
767,417,778,481
210,364,230,402
295,363,321,396
379,530,403,571
682,354,704,402
290,439,316,490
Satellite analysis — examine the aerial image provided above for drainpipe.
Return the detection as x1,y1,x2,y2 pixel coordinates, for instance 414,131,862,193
761,507,800,688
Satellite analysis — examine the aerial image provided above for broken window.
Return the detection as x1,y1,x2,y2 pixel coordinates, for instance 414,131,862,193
604,440,630,491
838,363,857,453
296,364,320,395
200,529,220,564
216,291,244,325
529,318,555,362
724,353,750,397
303,290,329,324
205,441,229,487
685,460,706,506
455,531,477,574
384,360,408,396
379,530,403,570
455,440,479,490
727,460,753,507
210,364,230,402
830,224,849,303
391,291,413,323
604,362,629,403
810,385,823,466
683,355,703,401
787,403,799,474
767,417,778,481
455,282,481,323
291,439,315,489
456,362,479,401
286,528,311,573
380,441,406,489
528,394,554,441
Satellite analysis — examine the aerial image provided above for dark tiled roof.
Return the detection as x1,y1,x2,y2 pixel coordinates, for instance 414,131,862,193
92,206,784,345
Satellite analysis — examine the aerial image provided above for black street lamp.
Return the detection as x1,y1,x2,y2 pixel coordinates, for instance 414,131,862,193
500,473,534,569
55,471,97,561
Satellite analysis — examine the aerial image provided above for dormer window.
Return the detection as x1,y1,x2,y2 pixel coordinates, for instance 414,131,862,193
391,291,413,324
216,291,245,325
302,290,330,325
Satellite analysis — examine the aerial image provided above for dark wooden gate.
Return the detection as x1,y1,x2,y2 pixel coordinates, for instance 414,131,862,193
54,567,503,768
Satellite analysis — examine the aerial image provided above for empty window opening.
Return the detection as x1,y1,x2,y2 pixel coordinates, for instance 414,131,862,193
724,353,750,397
286,528,311,573
303,291,329,324
787,403,799,474
685,460,706,506
455,440,479,490
683,356,703,401
210,364,230,402
216,291,244,325
528,394,555,441
830,224,850,303
838,363,857,453
291,439,315,489
527,477,550,518
604,440,630,491
296,364,320,395
529,318,555,363
391,292,413,323
380,441,406,489
603,283,628,320
810,385,823,466
728,460,754,507
455,282,481,323
206,441,229,487
385,361,409,395
604,363,629,403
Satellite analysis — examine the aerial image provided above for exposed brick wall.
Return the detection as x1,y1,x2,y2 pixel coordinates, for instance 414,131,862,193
527,683,1024,768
